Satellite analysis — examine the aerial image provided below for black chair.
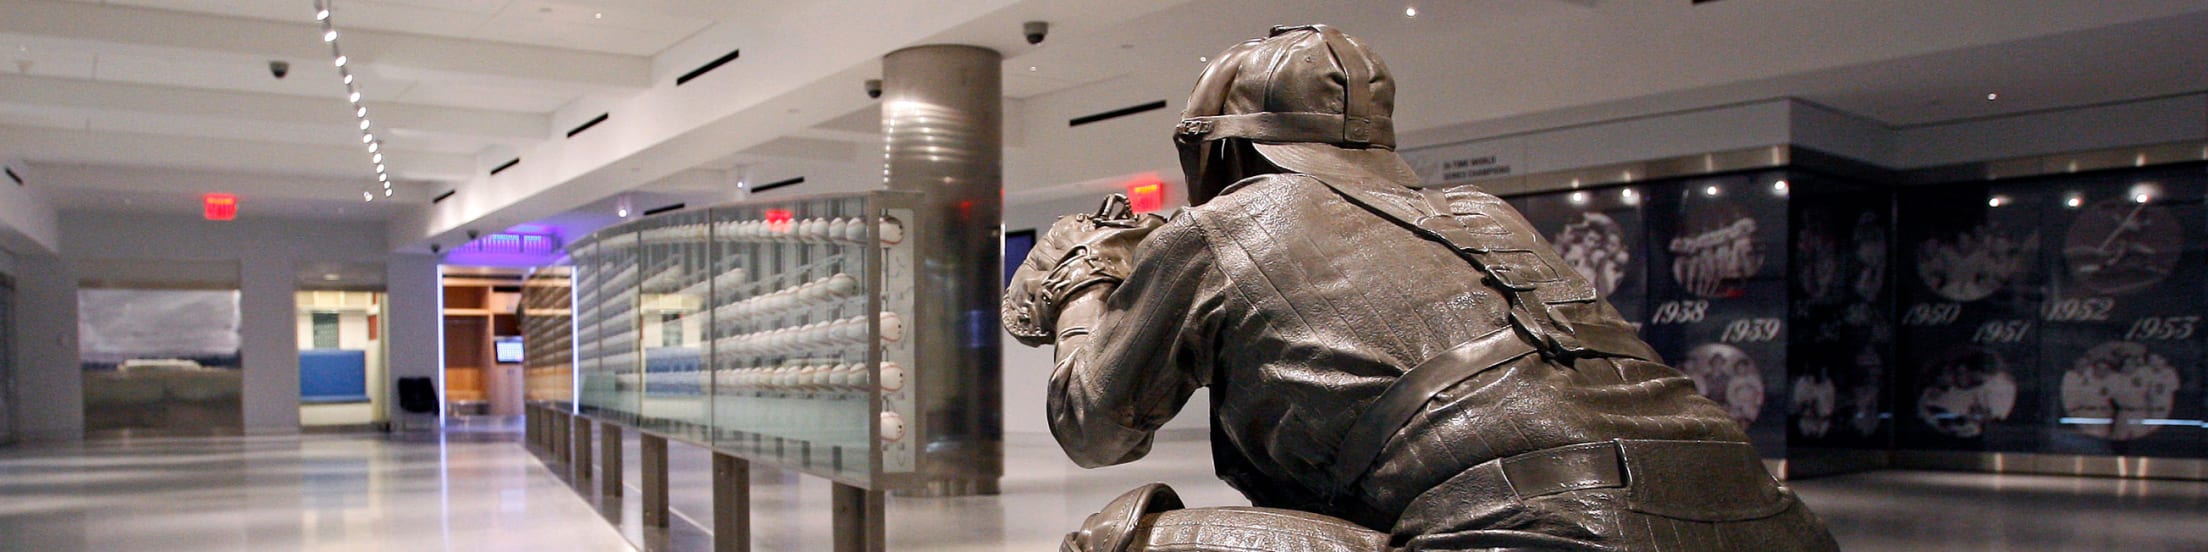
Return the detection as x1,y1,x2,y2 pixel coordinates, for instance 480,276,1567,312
396,377,438,414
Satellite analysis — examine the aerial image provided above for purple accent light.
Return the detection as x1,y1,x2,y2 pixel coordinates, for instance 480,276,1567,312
443,232,565,267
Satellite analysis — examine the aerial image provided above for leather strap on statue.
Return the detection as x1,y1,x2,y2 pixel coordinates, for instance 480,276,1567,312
1328,325,1537,495
1298,174,1654,362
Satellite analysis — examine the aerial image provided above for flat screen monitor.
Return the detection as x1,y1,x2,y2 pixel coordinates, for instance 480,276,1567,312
494,336,524,364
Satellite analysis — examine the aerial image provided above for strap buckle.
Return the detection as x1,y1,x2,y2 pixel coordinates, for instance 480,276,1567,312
1176,118,1214,137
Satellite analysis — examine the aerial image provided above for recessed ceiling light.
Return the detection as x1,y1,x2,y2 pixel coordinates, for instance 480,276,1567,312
348,91,360,102
323,30,337,42
1985,92,1999,101
317,9,329,21
355,106,366,117
371,153,382,163
384,188,393,197
362,133,374,143
1027,66,1037,72
368,142,379,153
342,74,353,85
363,191,373,202
323,273,341,281
375,163,386,173
594,12,603,19
333,55,346,67
1405,6,1419,18
359,119,370,130
1198,56,1208,63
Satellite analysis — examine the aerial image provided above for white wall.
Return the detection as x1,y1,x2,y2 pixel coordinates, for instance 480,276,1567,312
5,212,395,438
1894,92,2208,168
383,253,440,425
0,162,59,256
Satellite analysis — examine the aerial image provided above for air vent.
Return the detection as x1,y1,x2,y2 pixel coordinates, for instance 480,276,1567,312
752,176,804,193
3,166,20,186
1070,100,1168,127
566,113,610,138
641,203,686,217
676,49,742,86
432,190,457,204
490,158,521,176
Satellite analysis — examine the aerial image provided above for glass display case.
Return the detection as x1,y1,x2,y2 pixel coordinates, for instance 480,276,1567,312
554,191,927,488
521,265,573,407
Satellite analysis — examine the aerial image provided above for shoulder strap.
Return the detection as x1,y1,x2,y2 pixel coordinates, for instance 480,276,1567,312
1294,174,1650,360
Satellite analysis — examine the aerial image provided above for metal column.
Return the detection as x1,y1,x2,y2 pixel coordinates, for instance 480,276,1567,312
880,43,1004,496
712,453,750,552
831,483,884,552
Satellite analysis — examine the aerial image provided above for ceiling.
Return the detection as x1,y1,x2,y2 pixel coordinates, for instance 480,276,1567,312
0,0,2204,248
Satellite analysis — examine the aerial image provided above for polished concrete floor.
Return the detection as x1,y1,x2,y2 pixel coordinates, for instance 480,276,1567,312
5,430,2207,551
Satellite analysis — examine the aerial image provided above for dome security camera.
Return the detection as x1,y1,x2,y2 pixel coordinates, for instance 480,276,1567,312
466,229,480,240
268,60,290,79
1023,21,1048,45
429,243,442,254
865,79,883,99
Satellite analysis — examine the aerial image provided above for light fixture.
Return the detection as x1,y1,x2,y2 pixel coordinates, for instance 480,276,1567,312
1985,92,1999,101
1405,6,1419,18
593,12,603,19
1703,185,1720,197
317,1,392,202
1987,195,2009,207
1620,188,1640,206
1771,180,1789,195
2063,193,2083,208
1567,191,1588,205
1198,56,1208,63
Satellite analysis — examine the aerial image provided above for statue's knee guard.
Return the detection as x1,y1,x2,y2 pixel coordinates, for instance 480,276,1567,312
1065,483,1391,552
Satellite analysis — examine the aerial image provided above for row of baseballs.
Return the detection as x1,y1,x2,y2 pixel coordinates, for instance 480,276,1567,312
712,361,905,392
713,217,905,245
712,312,904,354
710,273,862,319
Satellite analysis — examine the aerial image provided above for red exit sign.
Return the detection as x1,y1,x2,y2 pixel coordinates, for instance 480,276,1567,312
1125,175,1165,214
203,193,237,221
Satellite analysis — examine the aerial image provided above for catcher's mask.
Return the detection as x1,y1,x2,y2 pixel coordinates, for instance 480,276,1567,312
1175,24,1419,205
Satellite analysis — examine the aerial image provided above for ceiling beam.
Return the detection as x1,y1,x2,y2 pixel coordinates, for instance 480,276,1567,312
0,74,549,142
0,125,476,182
0,0,651,90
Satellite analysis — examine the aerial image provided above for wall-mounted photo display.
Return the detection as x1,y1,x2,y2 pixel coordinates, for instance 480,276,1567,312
1639,173,1793,457
1509,185,1650,325
1893,183,2050,453
2029,167,2204,458
1788,179,1894,448
78,288,245,436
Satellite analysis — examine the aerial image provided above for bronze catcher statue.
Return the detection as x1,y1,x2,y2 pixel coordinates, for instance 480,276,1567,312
1004,24,1842,552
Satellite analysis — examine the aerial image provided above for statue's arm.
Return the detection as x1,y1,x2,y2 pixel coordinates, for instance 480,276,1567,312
1040,220,1223,468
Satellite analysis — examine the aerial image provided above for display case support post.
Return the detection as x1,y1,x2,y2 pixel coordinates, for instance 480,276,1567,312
641,433,669,530
572,414,593,484
555,413,571,466
601,421,624,499
831,482,883,552
712,452,750,552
